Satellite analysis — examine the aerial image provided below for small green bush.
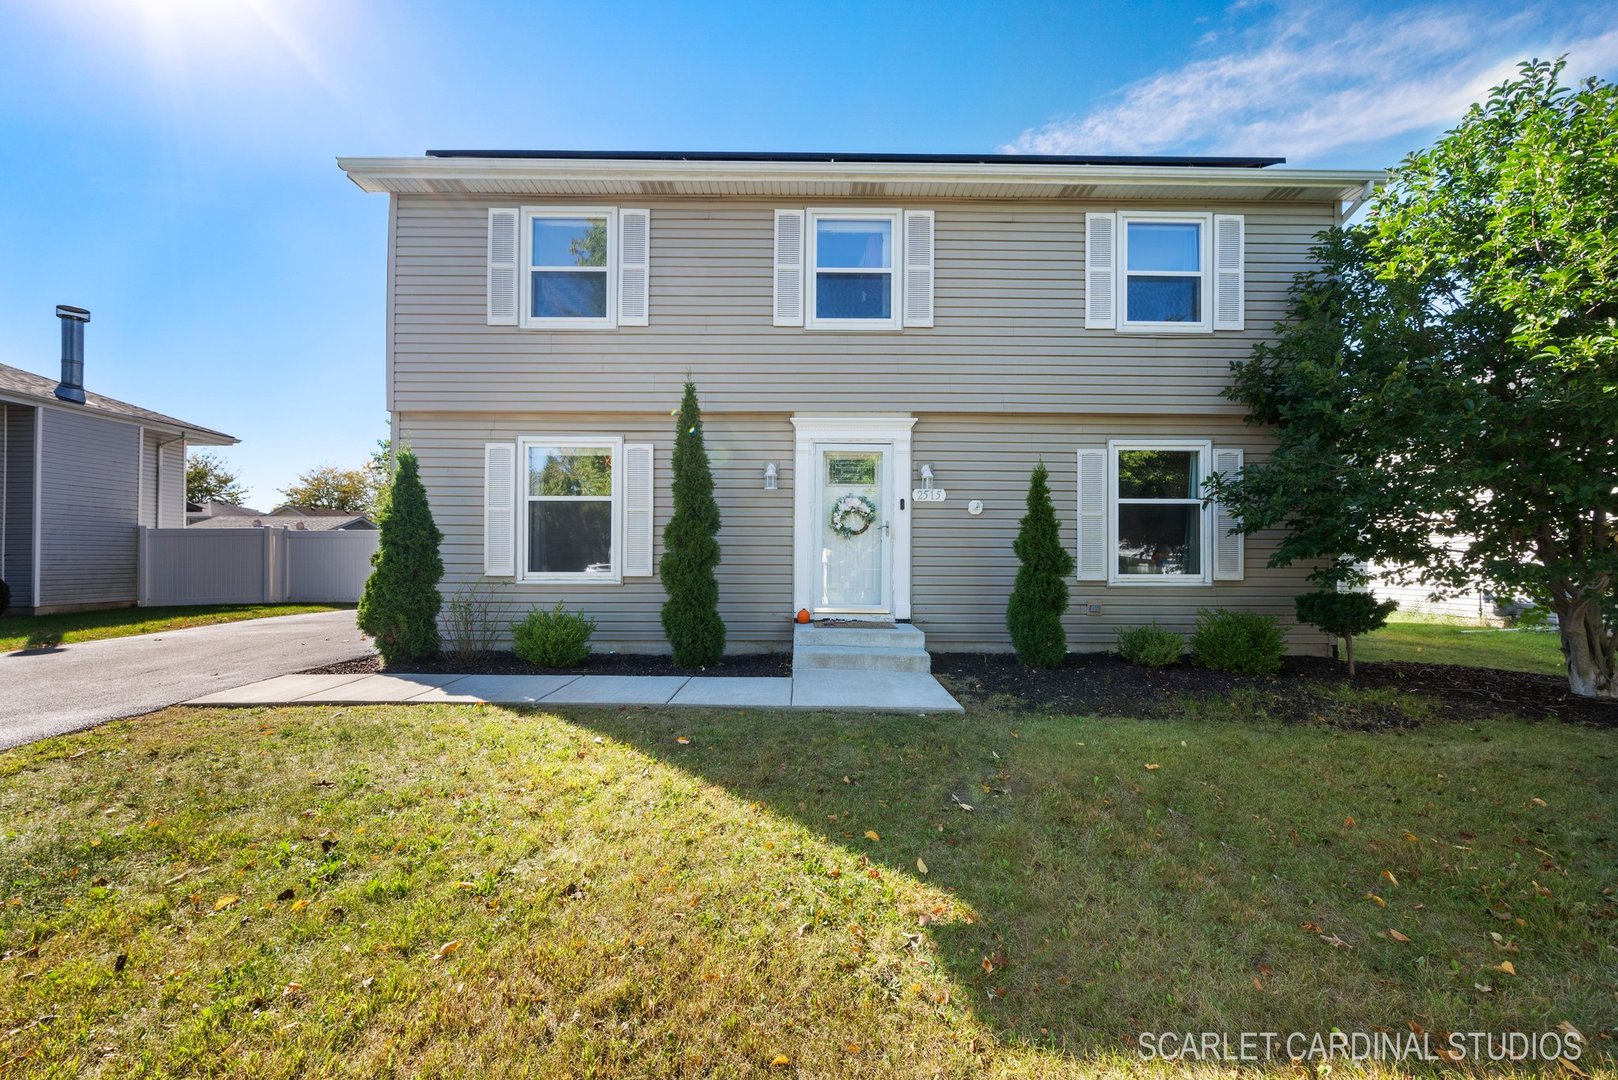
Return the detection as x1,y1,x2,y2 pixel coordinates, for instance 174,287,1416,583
512,602,597,668
1190,608,1285,675
1116,623,1184,667
1294,590,1397,675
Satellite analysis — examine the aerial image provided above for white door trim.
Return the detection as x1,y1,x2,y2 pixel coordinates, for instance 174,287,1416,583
790,416,915,620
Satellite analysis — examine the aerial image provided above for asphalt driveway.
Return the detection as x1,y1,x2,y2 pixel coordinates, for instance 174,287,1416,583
0,609,372,750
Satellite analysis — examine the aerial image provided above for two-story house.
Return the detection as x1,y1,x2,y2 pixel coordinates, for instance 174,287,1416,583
338,151,1381,656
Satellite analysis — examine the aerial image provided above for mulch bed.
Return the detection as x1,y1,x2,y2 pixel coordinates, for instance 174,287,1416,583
930,652,1618,728
304,649,1615,728
304,651,792,679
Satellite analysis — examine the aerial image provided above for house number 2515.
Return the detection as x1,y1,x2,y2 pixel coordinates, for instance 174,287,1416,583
910,488,947,503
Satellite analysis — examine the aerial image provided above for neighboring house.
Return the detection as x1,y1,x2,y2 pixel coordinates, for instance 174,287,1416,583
187,500,265,524
1,306,236,614
267,505,378,527
338,150,1382,654
189,510,376,531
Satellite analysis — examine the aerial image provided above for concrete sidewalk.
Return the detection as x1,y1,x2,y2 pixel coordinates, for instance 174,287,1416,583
186,669,963,713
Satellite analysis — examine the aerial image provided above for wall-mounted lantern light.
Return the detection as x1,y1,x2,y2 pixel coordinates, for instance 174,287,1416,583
919,464,935,491
764,462,779,491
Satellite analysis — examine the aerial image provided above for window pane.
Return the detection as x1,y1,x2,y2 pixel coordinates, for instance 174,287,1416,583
528,446,613,497
815,272,892,319
528,501,613,575
1117,449,1199,499
532,216,608,267
1126,276,1201,323
1116,503,1202,577
815,219,892,269
1126,222,1200,271
532,270,608,319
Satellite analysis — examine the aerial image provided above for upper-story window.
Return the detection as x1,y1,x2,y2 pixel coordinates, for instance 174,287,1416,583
808,210,900,329
486,206,649,330
525,208,617,329
1084,211,1243,334
774,208,934,330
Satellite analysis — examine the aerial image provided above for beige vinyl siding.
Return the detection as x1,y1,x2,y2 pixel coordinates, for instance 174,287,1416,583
402,409,1328,656
3,405,36,609
390,196,1332,417
910,414,1326,654
37,408,141,608
399,411,795,654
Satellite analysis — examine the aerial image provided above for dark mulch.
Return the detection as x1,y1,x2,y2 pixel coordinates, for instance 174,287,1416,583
304,651,792,679
930,652,1618,728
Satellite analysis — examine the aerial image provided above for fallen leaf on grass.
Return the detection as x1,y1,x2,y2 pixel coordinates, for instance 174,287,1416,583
1319,933,1353,950
212,895,240,912
1143,763,1160,771
1559,1057,1590,1077
771,1054,790,1067
1497,960,1516,976
916,857,928,875
1386,929,1411,943
289,899,311,913
950,794,973,812
1403,831,1420,842
1344,815,1356,827
1381,869,1399,886
282,982,302,997
434,940,462,961
1366,893,1386,907
1531,797,1547,807
864,830,880,842
675,736,690,745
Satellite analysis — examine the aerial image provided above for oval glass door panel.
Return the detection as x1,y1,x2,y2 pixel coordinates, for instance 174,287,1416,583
818,448,888,612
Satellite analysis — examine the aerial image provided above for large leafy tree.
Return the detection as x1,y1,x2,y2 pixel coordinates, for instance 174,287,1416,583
280,464,381,514
1209,60,1617,698
186,451,248,505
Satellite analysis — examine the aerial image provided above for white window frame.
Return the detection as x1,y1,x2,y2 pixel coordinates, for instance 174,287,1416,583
1116,211,1213,334
518,435,624,584
1107,438,1213,586
520,206,619,330
805,208,903,331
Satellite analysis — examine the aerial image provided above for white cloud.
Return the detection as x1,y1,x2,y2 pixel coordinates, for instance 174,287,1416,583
1003,4,1618,163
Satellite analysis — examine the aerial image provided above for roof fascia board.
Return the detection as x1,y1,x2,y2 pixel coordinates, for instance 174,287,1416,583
337,156,1386,198
0,389,236,445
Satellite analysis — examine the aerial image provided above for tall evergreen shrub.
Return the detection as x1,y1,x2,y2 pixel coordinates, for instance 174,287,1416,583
660,380,725,666
357,448,444,666
1007,461,1074,668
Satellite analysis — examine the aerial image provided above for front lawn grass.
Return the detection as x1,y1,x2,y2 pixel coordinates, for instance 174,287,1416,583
0,604,348,653
1,697,1614,1076
1357,614,1566,677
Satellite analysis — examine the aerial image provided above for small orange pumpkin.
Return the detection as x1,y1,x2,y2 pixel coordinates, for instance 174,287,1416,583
796,608,811,624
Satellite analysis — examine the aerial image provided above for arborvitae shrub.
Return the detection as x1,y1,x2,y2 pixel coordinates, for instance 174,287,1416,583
1006,462,1075,668
357,448,444,666
660,379,725,666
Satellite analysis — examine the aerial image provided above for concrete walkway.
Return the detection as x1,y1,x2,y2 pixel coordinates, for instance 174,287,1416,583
0,610,372,750
187,668,963,713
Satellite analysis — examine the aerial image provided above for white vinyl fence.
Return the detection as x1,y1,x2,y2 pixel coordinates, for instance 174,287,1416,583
137,527,379,606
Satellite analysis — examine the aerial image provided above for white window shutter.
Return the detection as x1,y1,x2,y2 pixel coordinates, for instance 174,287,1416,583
1084,212,1117,329
618,209,650,326
1213,214,1244,330
1076,448,1108,581
487,208,519,326
773,209,805,326
902,209,934,327
1212,447,1244,580
483,442,517,576
623,442,655,576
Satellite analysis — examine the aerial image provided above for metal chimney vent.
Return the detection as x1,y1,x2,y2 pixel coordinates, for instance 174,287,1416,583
55,305,90,404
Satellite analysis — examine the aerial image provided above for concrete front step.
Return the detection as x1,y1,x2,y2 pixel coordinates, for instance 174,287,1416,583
792,622,932,674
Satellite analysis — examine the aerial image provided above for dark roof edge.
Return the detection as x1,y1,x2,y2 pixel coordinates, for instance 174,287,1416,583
423,150,1286,169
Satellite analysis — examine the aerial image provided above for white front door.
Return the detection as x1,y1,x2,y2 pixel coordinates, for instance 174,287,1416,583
813,443,892,615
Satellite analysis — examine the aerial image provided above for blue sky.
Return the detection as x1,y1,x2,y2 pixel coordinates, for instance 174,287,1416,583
2,0,1614,507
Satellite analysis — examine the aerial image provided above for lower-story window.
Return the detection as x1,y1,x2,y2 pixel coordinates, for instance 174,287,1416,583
1110,439,1212,583
520,436,622,582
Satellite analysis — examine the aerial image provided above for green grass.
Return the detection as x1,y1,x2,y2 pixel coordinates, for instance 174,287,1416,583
0,604,348,653
1357,614,1567,676
2,694,1613,1076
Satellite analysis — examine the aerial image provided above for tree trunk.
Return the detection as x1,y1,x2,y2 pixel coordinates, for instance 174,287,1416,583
1345,634,1356,677
1555,596,1617,699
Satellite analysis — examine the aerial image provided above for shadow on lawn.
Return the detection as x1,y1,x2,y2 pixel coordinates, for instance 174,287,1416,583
557,704,1225,1060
